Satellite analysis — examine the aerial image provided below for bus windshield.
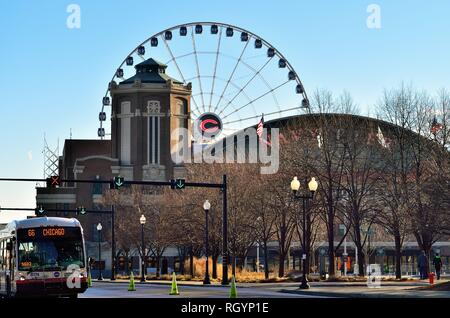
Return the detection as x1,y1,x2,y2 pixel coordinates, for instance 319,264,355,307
17,227,85,271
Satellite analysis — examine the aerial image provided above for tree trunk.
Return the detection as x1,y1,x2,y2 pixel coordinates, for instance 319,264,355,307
189,247,194,277
356,244,365,277
212,254,218,279
263,243,269,279
327,183,336,277
156,256,161,278
180,257,185,275
354,227,365,277
327,217,335,277
178,248,186,275
424,245,431,278
394,234,402,279
278,253,285,277
231,254,236,277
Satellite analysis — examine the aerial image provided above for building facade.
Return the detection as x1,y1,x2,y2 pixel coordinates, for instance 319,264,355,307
36,59,192,275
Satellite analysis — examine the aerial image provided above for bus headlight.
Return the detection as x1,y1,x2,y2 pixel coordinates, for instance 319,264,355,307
19,276,26,281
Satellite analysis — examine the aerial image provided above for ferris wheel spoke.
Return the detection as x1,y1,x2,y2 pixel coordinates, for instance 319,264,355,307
213,39,250,113
161,35,203,117
208,27,223,112
186,75,257,116
219,57,273,116
222,106,302,125
219,52,281,112
191,28,206,113
192,91,242,120
221,80,290,121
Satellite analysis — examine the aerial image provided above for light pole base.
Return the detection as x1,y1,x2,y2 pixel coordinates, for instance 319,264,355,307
203,277,211,285
299,276,310,289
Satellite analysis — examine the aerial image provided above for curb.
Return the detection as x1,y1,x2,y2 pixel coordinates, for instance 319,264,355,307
91,280,431,289
92,280,232,288
279,289,411,298
279,288,444,298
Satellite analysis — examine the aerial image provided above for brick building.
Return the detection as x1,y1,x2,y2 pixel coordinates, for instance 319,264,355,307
36,58,192,273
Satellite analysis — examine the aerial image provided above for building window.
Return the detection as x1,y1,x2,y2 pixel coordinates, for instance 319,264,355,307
63,203,69,216
147,100,161,165
174,99,187,116
120,101,131,165
92,177,102,195
175,99,188,144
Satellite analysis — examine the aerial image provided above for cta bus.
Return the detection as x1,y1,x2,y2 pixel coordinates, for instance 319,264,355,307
0,217,88,298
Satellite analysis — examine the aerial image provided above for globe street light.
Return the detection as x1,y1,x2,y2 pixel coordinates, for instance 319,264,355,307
97,222,103,281
203,200,211,285
290,176,318,289
140,214,147,282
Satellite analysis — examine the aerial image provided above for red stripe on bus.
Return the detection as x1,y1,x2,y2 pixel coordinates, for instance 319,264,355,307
15,277,86,284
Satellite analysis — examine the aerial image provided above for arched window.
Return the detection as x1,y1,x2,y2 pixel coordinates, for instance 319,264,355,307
174,98,188,132
174,98,187,115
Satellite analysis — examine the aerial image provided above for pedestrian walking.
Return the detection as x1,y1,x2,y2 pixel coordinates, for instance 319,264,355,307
418,251,428,279
433,253,443,280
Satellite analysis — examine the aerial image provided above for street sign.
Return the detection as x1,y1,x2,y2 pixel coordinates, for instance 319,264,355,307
46,176,61,188
35,205,45,215
171,179,185,190
176,179,185,189
111,176,124,189
76,206,86,215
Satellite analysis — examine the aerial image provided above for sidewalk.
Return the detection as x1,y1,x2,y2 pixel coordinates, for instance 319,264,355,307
279,280,450,298
92,278,450,296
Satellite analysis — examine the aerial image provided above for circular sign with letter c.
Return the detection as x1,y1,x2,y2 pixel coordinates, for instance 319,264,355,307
196,113,223,138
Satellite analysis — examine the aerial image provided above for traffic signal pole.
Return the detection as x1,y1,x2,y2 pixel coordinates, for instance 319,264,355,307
0,207,113,214
0,175,228,285
222,174,229,285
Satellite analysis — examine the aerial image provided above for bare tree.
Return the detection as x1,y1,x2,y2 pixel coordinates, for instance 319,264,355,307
249,177,277,279
376,85,417,278
339,116,382,276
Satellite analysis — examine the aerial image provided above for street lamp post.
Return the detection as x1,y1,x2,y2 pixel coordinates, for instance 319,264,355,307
203,200,211,285
97,222,103,281
290,176,318,289
140,214,146,282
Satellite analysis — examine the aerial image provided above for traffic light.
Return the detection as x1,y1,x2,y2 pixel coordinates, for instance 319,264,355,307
170,179,186,189
46,175,61,188
35,205,45,216
110,176,125,189
76,206,86,215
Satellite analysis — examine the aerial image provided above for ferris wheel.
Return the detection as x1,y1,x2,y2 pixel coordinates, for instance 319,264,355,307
98,22,309,141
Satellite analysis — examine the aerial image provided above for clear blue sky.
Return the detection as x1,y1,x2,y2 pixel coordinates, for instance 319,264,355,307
0,0,449,222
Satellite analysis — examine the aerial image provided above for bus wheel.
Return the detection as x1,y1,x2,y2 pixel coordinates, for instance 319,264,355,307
69,293,78,299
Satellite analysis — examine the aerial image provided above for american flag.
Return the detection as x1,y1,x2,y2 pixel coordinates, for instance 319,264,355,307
257,115,264,138
431,116,443,135
257,114,272,146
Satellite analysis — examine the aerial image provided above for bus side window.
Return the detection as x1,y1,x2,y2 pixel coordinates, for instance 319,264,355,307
0,240,3,268
5,241,10,271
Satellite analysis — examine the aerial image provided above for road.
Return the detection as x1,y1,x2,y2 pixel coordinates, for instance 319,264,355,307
80,281,324,298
